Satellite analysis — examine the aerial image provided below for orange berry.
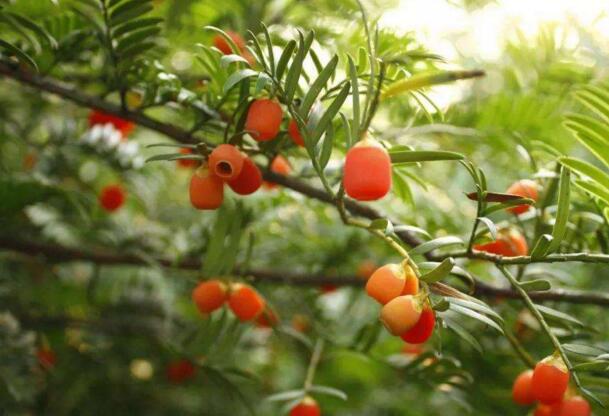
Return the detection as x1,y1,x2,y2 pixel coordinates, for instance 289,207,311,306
228,157,263,195
555,396,590,416
380,295,422,336
512,370,536,406
289,396,320,416
208,144,245,180
166,359,196,384
99,184,126,212
88,110,134,137
343,138,392,201
400,304,435,344
365,264,406,305
189,167,224,210
264,155,291,190
177,148,199,169
473,229,528,257
288,119,305,147
255,308,279,329
228,284,265,322
356,260,376,280
534,404,558,416
37,348,56,370
532,357,570,404
506,179,538,215
192,280,227,314
401,266,419,296
213,31,246,55
245,99,283,141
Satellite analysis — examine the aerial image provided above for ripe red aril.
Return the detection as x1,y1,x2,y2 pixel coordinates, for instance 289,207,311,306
343,137,392,201
192,280,227,314
99,184,126,212
245,99,283,141
189,167,224,210
88,110,135,137
512,369,536,406
177,148,199,169
166,359,196,384
208,144,245,180
213,31,246,55
264,155,291,190
228,157,263,195
555,396,590,416
532,356,570,404
506,179,538,215
288,119,305,147
37,348,56,370
289,396,321,416
473,229,528,257
228,283,265,322
400,304,435,344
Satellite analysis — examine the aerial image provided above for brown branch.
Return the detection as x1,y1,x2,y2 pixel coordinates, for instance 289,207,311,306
3,237,609,306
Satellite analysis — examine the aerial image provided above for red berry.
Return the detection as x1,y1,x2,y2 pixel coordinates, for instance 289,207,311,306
264,155,291,190
99,184,126,212
228,284,265,322
400,304,435,344
512,370,536,406
289,397,321,416
320,284,337,294
534,404,558,416
192,280,227,314
556,396,590,416
37,348,56,370
228,157,263,195
532,357,570,404
506,179,538,215
343,138,392,201
380,295,422,336
473,229,528,257
166,359,196,384
88,110,135,137
189,167,224,210
177,148,199,169
245,99,283,141
288,119,305,147
208,144,245,180
255,308,279,329
213,31,246,55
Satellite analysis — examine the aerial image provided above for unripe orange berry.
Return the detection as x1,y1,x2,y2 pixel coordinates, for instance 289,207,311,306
401,266,419,296
192,280,227,314
88,110,135,137
473,229,528,257
177,148,199,169
245,99,283,141
166,359,196,384
532,357,570,404
189,167,224,210
99,184,126,212
37,348,56,370
555,396,590,416
213,31,246,55
400,304,435,344
506,179,538,215
228,284,265,322
512,369,536,406
228,157,263,195
288,119,305,147
343,138,392,201
289,396,320,416
365,264,406,305
380,295,422,336
208,144,245,180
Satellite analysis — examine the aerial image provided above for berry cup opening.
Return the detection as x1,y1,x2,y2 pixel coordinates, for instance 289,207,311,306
215,161,234,178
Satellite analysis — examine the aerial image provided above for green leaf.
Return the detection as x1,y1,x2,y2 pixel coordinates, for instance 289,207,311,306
564,114,609,168
260,23,274,76
0,39,37,71
393,225,432,239
574,180,609,206
254,72,272,95
476,217,497,240
4,11,58,49
409,236,464,255
482,198,534,216
419,258,455,283
275,40,296,82
0,178,60,216
220,54,250,67
447,298,504,324
145,153,204,163
369,218,393,235
300,55,338,118
223,69,258,94
115,27,160,55
559,157,609,188
443,316,482,353
547,167,570,253
574,86,609,123
389,150,464,163
309,385,348,401
112,17,162,38
392,171,414,207
110,0,152,27
265,389,305,402
449,304,504,334
563,344,607,357
530,234,553,259
348,55,360,142
381,70,484,99
518,279,551,292
308,82,350,149
536,305,585,327
284,30,314,104
318,122,334,169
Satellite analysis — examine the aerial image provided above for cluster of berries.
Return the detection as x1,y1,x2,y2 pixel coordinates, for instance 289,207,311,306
365,262,435,344
191,280,277,327
512,356,590,415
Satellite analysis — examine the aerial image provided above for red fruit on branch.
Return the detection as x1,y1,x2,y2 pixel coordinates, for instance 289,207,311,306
401,267,419,296
189,167,224,210
343,138,392,201
192,280,227,314
506,179,538,215
512,369,536,406
228,283,265,322
264,155,291,190
288,119,305,147
289,396,321,416
99,184,126,212
177,148,199,169
380,295,422,336
227,157,263,195
400,304,435,344
534,404,557,416
213,31,246,55
255,308,279,329
166,359,196,384
473,229,528,257
532,357,570,404
555,396,590,416
37,348,56,370
208,144,245,180
245,99,283,142
365,263,411,305
88,110,135,137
